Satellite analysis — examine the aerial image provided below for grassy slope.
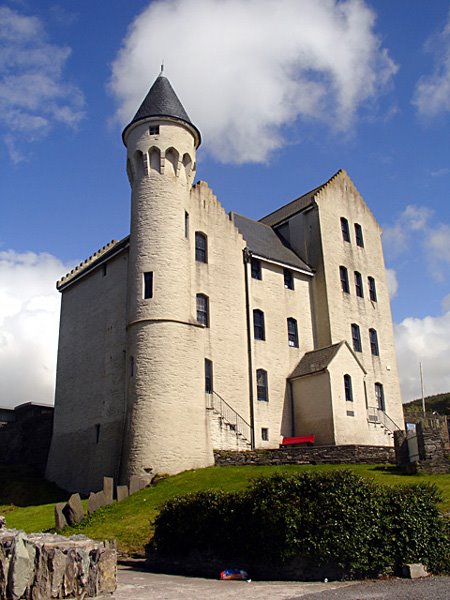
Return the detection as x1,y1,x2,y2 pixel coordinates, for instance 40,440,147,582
2,464,450,556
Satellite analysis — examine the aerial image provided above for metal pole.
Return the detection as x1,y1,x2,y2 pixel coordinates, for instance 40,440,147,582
420,362,426,417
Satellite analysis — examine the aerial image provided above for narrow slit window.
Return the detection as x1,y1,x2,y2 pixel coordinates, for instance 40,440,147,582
95,424,101,444
143,271,153,299
195,232,207,263
344,374,353,402
355,223,364,247
253,309,265,340
369,328,379,356
287,318,299,347
196,294,209,327
375,382,385,411
184,211,189,238
368,276,377,302
341,217,350,242
256,369,268,401
351,323,362,352
354,271,364,297
340,266,349,293
205,358,213,394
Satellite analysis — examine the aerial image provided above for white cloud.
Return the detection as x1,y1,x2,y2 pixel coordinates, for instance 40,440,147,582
0,250,73,409
395,310,450,402
110,0,397,164
386,268,398,299
0,5,85,162
413,9,450,117
382,204,432,257
425,223,450,264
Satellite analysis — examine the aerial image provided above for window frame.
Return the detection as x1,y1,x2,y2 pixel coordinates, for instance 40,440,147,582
344,374,353,402
149,125,160,136
368,276,377,302
256,369,269,401
205,358,213,394
355,223,364,248
340,265,350,293
287,317,299,347
143,271,153,299
354,271,364,298
351,323,362,352
261,427,269,441
284,268,294,290
196,293,209,327
375,382,385,411
251,258,262,280
369,328,379,356
253,309,265,341
341,217,351,243
195,232,208,263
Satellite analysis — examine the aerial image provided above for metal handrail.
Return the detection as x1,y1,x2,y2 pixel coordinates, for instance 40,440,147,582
206,390,252,444
367,406,402,434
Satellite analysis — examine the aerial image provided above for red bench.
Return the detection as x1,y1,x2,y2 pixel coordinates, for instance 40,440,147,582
280,435,315,448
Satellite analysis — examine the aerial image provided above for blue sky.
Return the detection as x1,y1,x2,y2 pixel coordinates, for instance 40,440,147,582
1,0,450,407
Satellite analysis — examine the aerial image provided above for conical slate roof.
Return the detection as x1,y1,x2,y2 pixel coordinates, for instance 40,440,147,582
122,74,201,146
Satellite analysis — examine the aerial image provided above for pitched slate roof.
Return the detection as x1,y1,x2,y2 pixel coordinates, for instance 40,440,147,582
289,341,367,379
260,170,343,227
232,213,313,273
122,74,201,145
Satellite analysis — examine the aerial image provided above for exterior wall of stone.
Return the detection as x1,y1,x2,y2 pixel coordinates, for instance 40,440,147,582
121,119,213,480
46,251,128,493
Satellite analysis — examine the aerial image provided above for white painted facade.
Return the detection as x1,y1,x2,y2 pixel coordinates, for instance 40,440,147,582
46,75,404,493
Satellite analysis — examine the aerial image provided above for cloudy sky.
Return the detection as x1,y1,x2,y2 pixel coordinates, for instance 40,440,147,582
1,0,450,408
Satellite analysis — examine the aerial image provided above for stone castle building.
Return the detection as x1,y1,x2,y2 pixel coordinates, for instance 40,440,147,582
46,73,404,493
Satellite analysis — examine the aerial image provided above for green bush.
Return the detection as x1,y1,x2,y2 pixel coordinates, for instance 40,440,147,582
151,470,450,578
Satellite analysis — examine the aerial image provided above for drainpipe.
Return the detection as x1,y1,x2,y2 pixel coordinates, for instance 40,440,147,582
243,248,256,449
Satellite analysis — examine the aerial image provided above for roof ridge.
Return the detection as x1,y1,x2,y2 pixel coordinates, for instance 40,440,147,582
57,239,120,288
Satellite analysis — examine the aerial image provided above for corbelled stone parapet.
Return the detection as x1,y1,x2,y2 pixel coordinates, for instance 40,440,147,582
0,526,116,599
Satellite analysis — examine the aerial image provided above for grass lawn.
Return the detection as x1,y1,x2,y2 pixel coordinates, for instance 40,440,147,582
2,463,449,556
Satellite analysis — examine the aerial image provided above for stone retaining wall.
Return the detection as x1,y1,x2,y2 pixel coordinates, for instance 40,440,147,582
214,444,395,467
0,525,116,599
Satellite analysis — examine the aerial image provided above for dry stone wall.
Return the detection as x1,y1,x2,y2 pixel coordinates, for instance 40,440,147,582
0,522,116,599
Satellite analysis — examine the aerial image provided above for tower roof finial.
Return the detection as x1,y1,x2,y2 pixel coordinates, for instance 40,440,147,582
159,62,164,76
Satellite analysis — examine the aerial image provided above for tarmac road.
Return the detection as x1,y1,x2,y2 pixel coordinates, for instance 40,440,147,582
111,563,450,600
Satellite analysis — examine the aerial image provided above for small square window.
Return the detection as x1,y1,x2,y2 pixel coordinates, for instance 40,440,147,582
149,125,159,136
261,427,269,441
251,258,262,280
284,269,294,289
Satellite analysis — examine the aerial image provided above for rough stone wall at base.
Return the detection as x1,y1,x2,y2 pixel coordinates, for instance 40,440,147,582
214,445,395,466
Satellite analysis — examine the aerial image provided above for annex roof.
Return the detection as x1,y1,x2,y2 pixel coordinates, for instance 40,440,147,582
289,341,366,380
122,73,201,146
232,213,313,274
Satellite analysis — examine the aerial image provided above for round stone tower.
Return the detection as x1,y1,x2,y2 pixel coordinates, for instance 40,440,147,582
120,72,213,481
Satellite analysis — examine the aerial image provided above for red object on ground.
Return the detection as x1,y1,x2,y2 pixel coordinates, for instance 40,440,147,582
279,435,315,447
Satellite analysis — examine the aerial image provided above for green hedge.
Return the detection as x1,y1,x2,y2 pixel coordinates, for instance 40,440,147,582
152,470,449,578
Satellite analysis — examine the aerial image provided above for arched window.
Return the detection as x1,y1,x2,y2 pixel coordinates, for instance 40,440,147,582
341,217,350,242
195,232,207,263
340,266,349,293
354,271,364,297
344,374,353,402
351,323,362,352
182,153,192,179
149,147,161,173
368,276,377,302
256,369,268,401
369,328,379,356
196,294,209,327
375,382,385,411
355,223,364,247
287,318,299,347
253,309,265,340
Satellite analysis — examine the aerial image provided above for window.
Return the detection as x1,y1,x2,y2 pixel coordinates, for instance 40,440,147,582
95,424,101,444
284,268,294,290
355,223,364,247
287,318,299,347
196,294,209,327
205,359,213,393
351,323,362,352
341,217,350,242
251,258,262,280
375,382,385,411
354,271,364,297
340,266,349,293
368,276,377,302
184,211,189,238
344,374,353,402
130,356,134,377
149,125,159,136
253,309,265,340
102,263,107,277
195,232,207,263
261,427,269,441
256,369,268,401
369,328,379,356
143,272,153,299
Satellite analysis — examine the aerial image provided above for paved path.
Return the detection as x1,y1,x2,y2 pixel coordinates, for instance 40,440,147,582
111,564,450,600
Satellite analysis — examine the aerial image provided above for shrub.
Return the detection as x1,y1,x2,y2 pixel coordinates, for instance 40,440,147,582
151,470,450,578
